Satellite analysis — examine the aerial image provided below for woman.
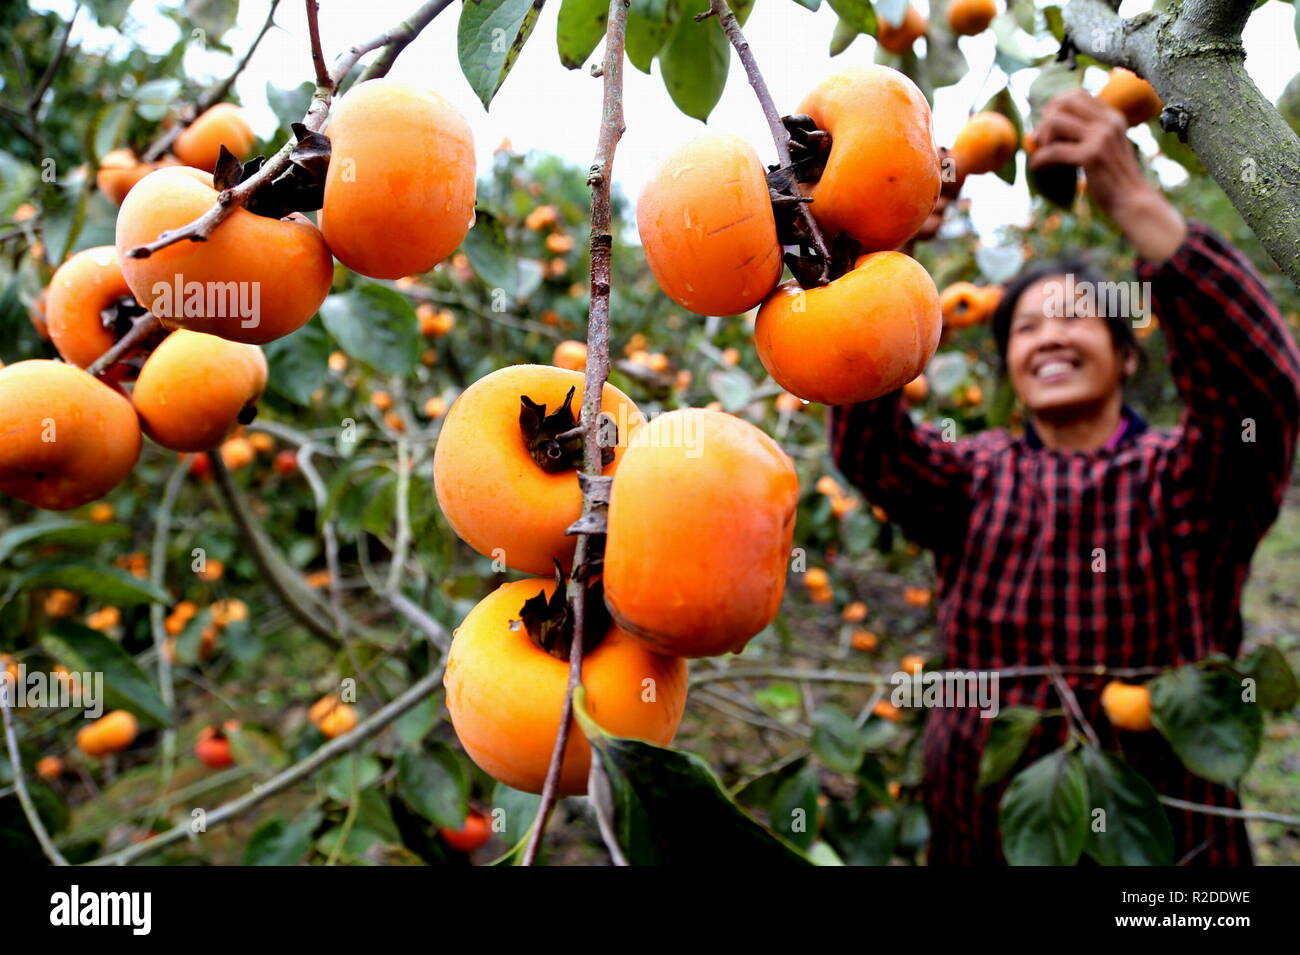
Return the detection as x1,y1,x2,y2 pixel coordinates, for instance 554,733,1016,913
830,90,1300,864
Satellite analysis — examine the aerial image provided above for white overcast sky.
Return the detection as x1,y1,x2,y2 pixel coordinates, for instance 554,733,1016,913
36,0,1300,241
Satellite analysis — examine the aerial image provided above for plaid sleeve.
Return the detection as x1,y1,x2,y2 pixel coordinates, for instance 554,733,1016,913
1139,222,1300,546
827,394,973,553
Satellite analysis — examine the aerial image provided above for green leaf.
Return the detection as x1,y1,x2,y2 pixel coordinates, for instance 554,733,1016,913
980,86,1023,185
461,209,520,296
488,782,540,856
133,78,182,122
830,17,860,55
1149,665,1263,784
827,0,877,34
84,0,134,27
266,80,315,132
557,0,609,69
577,689,811,865
458,0,545,110
264,317,329,407
0,520,129,565
1238,645,1299,711
828,805,898,864
768,764,821,850
1027,59,1082,123
321,752,383,802
1080,748,1174,866
16,558,169,606
788,0,822,9
40,620,171,726
659,0,729,122
396,745,468,830
393,695,442,746
244,809,322,865
978,706,1041,789
319,284,420,375
182,0,240,40
811,705,869,773
999,748,1089,865
626,0,675,73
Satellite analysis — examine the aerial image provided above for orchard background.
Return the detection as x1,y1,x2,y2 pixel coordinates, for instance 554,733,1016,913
1,0,1298,866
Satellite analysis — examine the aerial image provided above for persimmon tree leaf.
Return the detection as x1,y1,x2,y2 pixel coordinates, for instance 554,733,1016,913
319,284,420,375
41,620,171,725
811,705,868,772
396,745,468,830
826,0,876,35
977,705,1040,789
830,17,859,55
264,317,328,407
458,0,545,110
576,689,812,865
557,0,608,69
1080,748,1174,866
461,208,520,296
659,0,728,122
244,809,322,865
999,748,1088,865
1149,665,1263,784
0,520,128,564
625,0,675,74
16,558,168,606
1238,645,1299,711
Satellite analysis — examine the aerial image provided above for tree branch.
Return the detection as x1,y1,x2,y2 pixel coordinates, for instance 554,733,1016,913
85,666,445,866
520,0,630,868
85,312,162,378
305,0,330,87
1064,0,1300,284
1,681,70,865
29,3,78,115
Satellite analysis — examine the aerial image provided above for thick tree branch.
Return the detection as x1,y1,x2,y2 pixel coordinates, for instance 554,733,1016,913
1064,0,1300,284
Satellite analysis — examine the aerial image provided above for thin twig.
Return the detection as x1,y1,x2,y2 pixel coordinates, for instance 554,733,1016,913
706,0,831,284
305,0,330,87
359,0,456,81
384,440,412,594
520,0,630,868
127,0,450,259
1158,795,1300,827
85,313,162,378
689,662,1167,688
207,449,342,648
86,666,445,866
29,3,79,114
0,682,69,865
1049,667,1101,748
148,458,189,798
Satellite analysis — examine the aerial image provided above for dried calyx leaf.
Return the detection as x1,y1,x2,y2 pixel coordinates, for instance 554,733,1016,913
516,564,610,662
215,124,334,221
781,114,832,184
519,387,615,474
766,113,841,290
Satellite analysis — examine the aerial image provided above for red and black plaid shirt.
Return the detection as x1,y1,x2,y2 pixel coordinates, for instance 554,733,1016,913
829,223,1300,865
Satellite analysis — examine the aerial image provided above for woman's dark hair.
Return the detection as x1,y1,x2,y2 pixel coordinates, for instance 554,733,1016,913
989,256,1145,377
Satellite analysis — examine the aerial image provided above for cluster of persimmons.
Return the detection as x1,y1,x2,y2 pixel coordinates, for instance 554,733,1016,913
0,79,475,513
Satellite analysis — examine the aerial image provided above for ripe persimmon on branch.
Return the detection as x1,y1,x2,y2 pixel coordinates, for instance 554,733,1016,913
1063,0,1300,284
124,0,451,261
520,0,631,869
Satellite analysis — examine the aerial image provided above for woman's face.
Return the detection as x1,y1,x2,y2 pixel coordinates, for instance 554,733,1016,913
1005,276,1135,416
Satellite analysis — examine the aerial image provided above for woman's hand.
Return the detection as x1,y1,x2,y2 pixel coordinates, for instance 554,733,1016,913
1030,90,1186,262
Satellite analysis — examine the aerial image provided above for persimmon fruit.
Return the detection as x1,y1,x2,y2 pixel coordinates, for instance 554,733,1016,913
116,166,333,344
796,67,940,251
195,722,238,768
877,5,927,54
309,696,358,738
173,103,255,173
552,339,588,372
320,79,476,279
636,134,782,316
951,111,1017,177
44,246,147,377
754,251,941,405
433,365,643,575
1097,68,1162,127
0,361,141,510
444,578,688,795
439,810,492,853
604,409,799,658
132,329,268,452
76,709,139,757
1100,680,1154,731
97,149,172,205
939,281,985,328
947,0,997,36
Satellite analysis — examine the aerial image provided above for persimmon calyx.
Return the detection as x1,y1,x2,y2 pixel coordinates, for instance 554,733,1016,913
515,564,610,661
214,123,334,221
519,387,615,474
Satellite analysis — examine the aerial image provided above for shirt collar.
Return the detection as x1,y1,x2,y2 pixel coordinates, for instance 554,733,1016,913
1023,405,1148,451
